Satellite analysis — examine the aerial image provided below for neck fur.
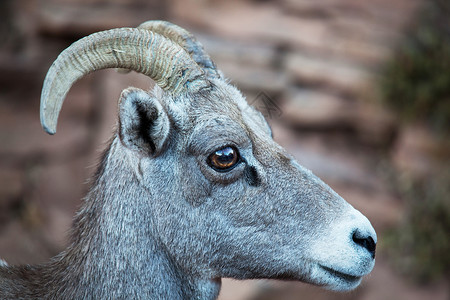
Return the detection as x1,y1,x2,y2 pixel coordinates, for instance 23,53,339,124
41,138,220,299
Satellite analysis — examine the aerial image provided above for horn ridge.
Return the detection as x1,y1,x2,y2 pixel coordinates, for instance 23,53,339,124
138,20,221,79
40,28,209,135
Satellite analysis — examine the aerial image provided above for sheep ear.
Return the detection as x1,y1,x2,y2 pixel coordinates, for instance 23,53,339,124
118,87,170,156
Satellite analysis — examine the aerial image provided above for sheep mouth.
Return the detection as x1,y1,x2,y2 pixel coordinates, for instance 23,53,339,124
319,265,362,284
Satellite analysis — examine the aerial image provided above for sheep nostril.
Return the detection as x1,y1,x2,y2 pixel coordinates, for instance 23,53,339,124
352,230,376,259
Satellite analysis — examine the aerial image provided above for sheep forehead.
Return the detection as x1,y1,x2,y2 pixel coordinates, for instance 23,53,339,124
185,83,275,155
211,83,273,144
158,79,272,156
156,81,240,124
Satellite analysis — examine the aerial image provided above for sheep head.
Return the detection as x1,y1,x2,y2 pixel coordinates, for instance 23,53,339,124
40,21,376,292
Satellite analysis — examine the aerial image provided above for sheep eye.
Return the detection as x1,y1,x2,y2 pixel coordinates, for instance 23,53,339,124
207,146,240,172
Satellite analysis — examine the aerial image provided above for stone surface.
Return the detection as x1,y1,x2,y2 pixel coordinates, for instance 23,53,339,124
0,219,55,265
281,89,354,128
36,0,168,38
391,124,450,179
280,88,397,146
198,33,278,70
0,101,90,165
219,61,288,94
218,279,262,300
0,169,23,204
284,53,372,94
0,168,24,224
171,0,420,66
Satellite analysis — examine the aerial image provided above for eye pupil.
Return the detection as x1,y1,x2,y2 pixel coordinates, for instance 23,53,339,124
215,147,233,163
208,146,239,171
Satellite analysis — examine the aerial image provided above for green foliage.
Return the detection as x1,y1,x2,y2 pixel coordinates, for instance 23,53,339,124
381,1,450,283
384,169,450,283
380,0,450,135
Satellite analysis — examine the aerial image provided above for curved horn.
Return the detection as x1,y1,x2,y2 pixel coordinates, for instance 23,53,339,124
138,21,221,79
40,28,209,135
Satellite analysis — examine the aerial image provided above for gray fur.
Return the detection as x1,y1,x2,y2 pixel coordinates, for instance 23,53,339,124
0,35,376,299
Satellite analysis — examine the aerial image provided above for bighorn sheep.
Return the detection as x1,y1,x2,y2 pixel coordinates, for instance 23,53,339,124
0,21,376,299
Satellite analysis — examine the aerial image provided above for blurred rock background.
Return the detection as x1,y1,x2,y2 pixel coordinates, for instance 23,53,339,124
0,0,448,299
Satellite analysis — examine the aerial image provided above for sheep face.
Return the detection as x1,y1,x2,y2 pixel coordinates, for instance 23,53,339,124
117,79,376,291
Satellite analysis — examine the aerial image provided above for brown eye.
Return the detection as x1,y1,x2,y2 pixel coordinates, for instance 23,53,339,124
207,146,240,172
